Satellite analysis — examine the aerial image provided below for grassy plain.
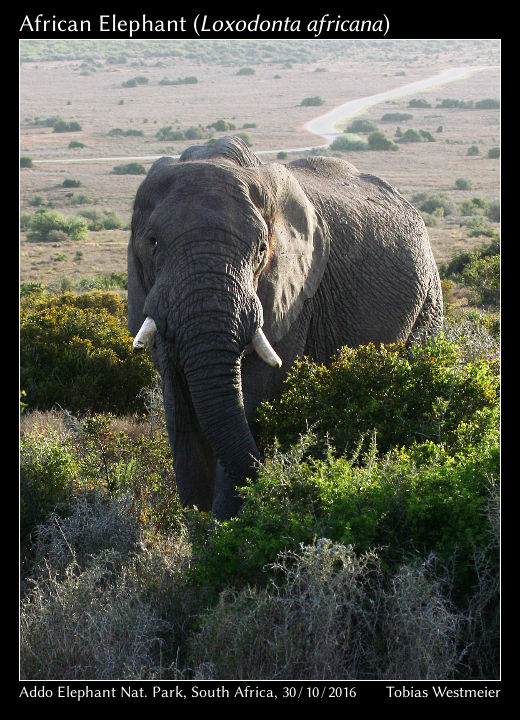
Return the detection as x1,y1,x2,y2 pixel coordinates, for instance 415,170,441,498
20,39,500,293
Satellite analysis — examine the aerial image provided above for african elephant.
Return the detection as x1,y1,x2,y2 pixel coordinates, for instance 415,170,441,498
128,136,442,520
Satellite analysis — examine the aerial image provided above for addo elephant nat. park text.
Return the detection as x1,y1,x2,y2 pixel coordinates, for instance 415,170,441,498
19,13,389,38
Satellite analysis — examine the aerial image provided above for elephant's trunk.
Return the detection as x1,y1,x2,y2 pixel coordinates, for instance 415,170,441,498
182,348,259,517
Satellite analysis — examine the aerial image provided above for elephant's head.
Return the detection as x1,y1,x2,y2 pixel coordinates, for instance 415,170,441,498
128,136,329,515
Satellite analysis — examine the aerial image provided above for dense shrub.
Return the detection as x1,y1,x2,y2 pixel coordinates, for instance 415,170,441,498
440,238,500,307
396,129,435,144
78,208,125,230
300,96,324,106
487,147,500,158
193,422,498,603
330,134,368,152
475,98,500,109
20,434,77,554
20,291,157,415
159,75,198,85
408,98,431,108
436,99,474,109
368,130,398,151
108,128,144,137
345,118,378,133
20,156,33,168
455,177,472,190
237,67,255,75
467,145,479,156
62,178,82,188
208,119,236,132
112,162,147,175
257,337,498,461
53,120,82,133
26,210,89,242
122,76,149,87
412,192,455,216
381,112,412,122
156,126,185,141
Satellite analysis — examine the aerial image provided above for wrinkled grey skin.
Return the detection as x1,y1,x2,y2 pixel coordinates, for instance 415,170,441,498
128,136,442,520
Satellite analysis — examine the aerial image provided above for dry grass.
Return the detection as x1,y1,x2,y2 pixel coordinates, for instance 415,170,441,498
20,495,194,680
187,541,470,680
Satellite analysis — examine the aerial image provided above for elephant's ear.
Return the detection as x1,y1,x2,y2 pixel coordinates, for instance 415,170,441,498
257,165,330,344
179,135,262,167
127,238,147,337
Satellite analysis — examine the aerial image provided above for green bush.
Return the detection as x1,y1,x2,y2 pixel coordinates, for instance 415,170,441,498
412,192,455,216
159,75,198,85
20,434,77,553
208,119,236,132
475,98,500,109
439,237,499,307
409,98,431,108
397,128,423,143
62,178,82,188
53,120,82,133
78,208,124,230
368,130,398,151
467,145,479,156
487,147,500,159
257,337,498,461
68,141,85,149
155,126,185,141
381,112,412,122
437,99,473,109
184,126,206,140
20,292,157,415
397,129,436,143
455,177,472,190
461,255,500,306
122,76,148,87
345,119,378,133
300,96,324,106
20,156,33,168
330,134,368,152
26,210,89,242
193,424,498,602
237,67,255,75
112,163,147,175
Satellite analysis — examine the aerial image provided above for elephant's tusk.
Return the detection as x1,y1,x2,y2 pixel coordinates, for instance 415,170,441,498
133,317,157,349
251,328,282,368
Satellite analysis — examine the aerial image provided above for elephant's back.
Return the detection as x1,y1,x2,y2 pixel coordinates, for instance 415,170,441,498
288,156,414,219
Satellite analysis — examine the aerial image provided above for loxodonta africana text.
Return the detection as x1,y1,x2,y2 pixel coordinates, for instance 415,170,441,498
128,136,443,519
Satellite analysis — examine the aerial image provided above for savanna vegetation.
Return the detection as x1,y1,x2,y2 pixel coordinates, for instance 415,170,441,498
20,249,500,679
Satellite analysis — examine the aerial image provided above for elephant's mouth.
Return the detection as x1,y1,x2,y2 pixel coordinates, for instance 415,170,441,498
133,315,282,368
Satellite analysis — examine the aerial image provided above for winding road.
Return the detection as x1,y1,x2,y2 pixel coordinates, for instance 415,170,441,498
31,65,497,165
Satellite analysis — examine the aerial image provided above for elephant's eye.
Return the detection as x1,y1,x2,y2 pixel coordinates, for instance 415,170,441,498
149,237,158,253
258,242,267,257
